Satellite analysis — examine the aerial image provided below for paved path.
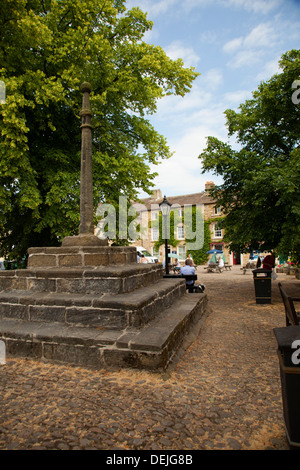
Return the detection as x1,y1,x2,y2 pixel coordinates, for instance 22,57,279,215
0,266,299,451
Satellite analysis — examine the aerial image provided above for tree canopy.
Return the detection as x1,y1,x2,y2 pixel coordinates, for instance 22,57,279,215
199,50,300,262
0,0,198,261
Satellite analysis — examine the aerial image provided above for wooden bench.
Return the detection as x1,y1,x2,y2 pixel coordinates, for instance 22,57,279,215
224,264,232,271
163,273,203,293
182,274,206,293
241,266,254,274
204,263,223,273
278,282,300,326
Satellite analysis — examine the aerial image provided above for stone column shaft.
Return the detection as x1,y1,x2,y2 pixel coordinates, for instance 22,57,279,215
79,82,94,235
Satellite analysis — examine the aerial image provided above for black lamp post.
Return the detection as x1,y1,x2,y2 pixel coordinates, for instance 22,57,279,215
159,195,171,275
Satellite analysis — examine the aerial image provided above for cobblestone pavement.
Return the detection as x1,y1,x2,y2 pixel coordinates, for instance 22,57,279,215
0,266,299,451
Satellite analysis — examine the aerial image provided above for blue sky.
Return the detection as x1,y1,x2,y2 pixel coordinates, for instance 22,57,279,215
126,0,300,198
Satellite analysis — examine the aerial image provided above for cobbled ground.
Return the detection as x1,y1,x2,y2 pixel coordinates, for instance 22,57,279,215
1,266,299,451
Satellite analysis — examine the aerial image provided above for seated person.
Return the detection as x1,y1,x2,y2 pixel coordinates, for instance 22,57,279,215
180,259,196,292
173,258,181,273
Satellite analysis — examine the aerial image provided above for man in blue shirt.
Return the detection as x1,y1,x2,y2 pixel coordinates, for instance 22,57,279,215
180,258,196,292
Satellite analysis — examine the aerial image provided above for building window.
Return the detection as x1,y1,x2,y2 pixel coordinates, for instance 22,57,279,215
153,247,159,258
151,227,159,241
151,211,159,220
214,223,222,238
178,245,186,259
213,206,221,215
177,225,185,240
178,208,184,218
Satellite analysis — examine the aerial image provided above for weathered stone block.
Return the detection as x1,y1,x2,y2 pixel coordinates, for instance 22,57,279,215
29,305,66,323
66,307,126,329
11,277,28,290
27,255,57,268
84,253,109,266
6,338,42,358
43,342,102,368
84,278,122,294
109,253,126,265
0,303,11,318
58,255,82,267
3,303,28,320
27,278,57,292
56,278,85,294
0,276,15,291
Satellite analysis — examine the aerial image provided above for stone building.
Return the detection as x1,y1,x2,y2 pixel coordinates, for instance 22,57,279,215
130,182,234,265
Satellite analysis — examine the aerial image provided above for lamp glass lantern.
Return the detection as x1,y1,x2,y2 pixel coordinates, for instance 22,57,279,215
159,195,171,217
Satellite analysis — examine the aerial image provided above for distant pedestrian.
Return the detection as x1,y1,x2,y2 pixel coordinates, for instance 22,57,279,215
263,252,275,270
187,253,195,266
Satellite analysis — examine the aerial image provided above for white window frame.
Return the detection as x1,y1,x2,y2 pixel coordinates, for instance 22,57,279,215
178,245,186,259
151,227,159,241
214,223,222,238
152,247,159,257
177,225,185,240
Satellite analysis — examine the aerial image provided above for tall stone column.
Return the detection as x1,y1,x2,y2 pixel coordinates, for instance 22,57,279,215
79,82,94,235
62,82,107,247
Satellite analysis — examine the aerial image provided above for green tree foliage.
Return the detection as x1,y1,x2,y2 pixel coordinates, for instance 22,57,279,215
186,224,211,265
199,50,300,261
0,0,199,262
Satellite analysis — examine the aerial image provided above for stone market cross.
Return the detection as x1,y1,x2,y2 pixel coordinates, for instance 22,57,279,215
62,82,107,247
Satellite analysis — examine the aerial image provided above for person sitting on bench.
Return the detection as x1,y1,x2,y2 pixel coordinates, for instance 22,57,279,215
180,258,196,293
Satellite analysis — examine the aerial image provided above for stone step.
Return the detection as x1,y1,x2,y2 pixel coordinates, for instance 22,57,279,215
0,263,163,295
0,278,186,329
0,293,208,370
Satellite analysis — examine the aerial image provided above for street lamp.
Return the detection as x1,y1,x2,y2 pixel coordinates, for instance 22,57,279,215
159,195,171,275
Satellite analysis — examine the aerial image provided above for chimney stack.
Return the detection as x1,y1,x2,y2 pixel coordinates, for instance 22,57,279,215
205,181,215,191
151,189,162,200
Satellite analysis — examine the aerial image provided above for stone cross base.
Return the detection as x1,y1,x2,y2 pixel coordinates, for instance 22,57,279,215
62,234,107,247
0,245,209,371
27,246,137,268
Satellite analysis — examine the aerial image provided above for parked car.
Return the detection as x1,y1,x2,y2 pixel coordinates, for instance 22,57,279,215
136,246,158,263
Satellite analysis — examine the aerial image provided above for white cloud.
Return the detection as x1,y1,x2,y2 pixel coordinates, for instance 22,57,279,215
244,23,278,48
223,37,243,54
223,22,277,54
155,68,223,119
148,0,179,16
255,57,281,81
148,129,221,196
164,40,200,68
223,0,283,14
228,49,264,69
201,68,223,90
223,89,252,106
128,0,283,17
223,22,279,69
